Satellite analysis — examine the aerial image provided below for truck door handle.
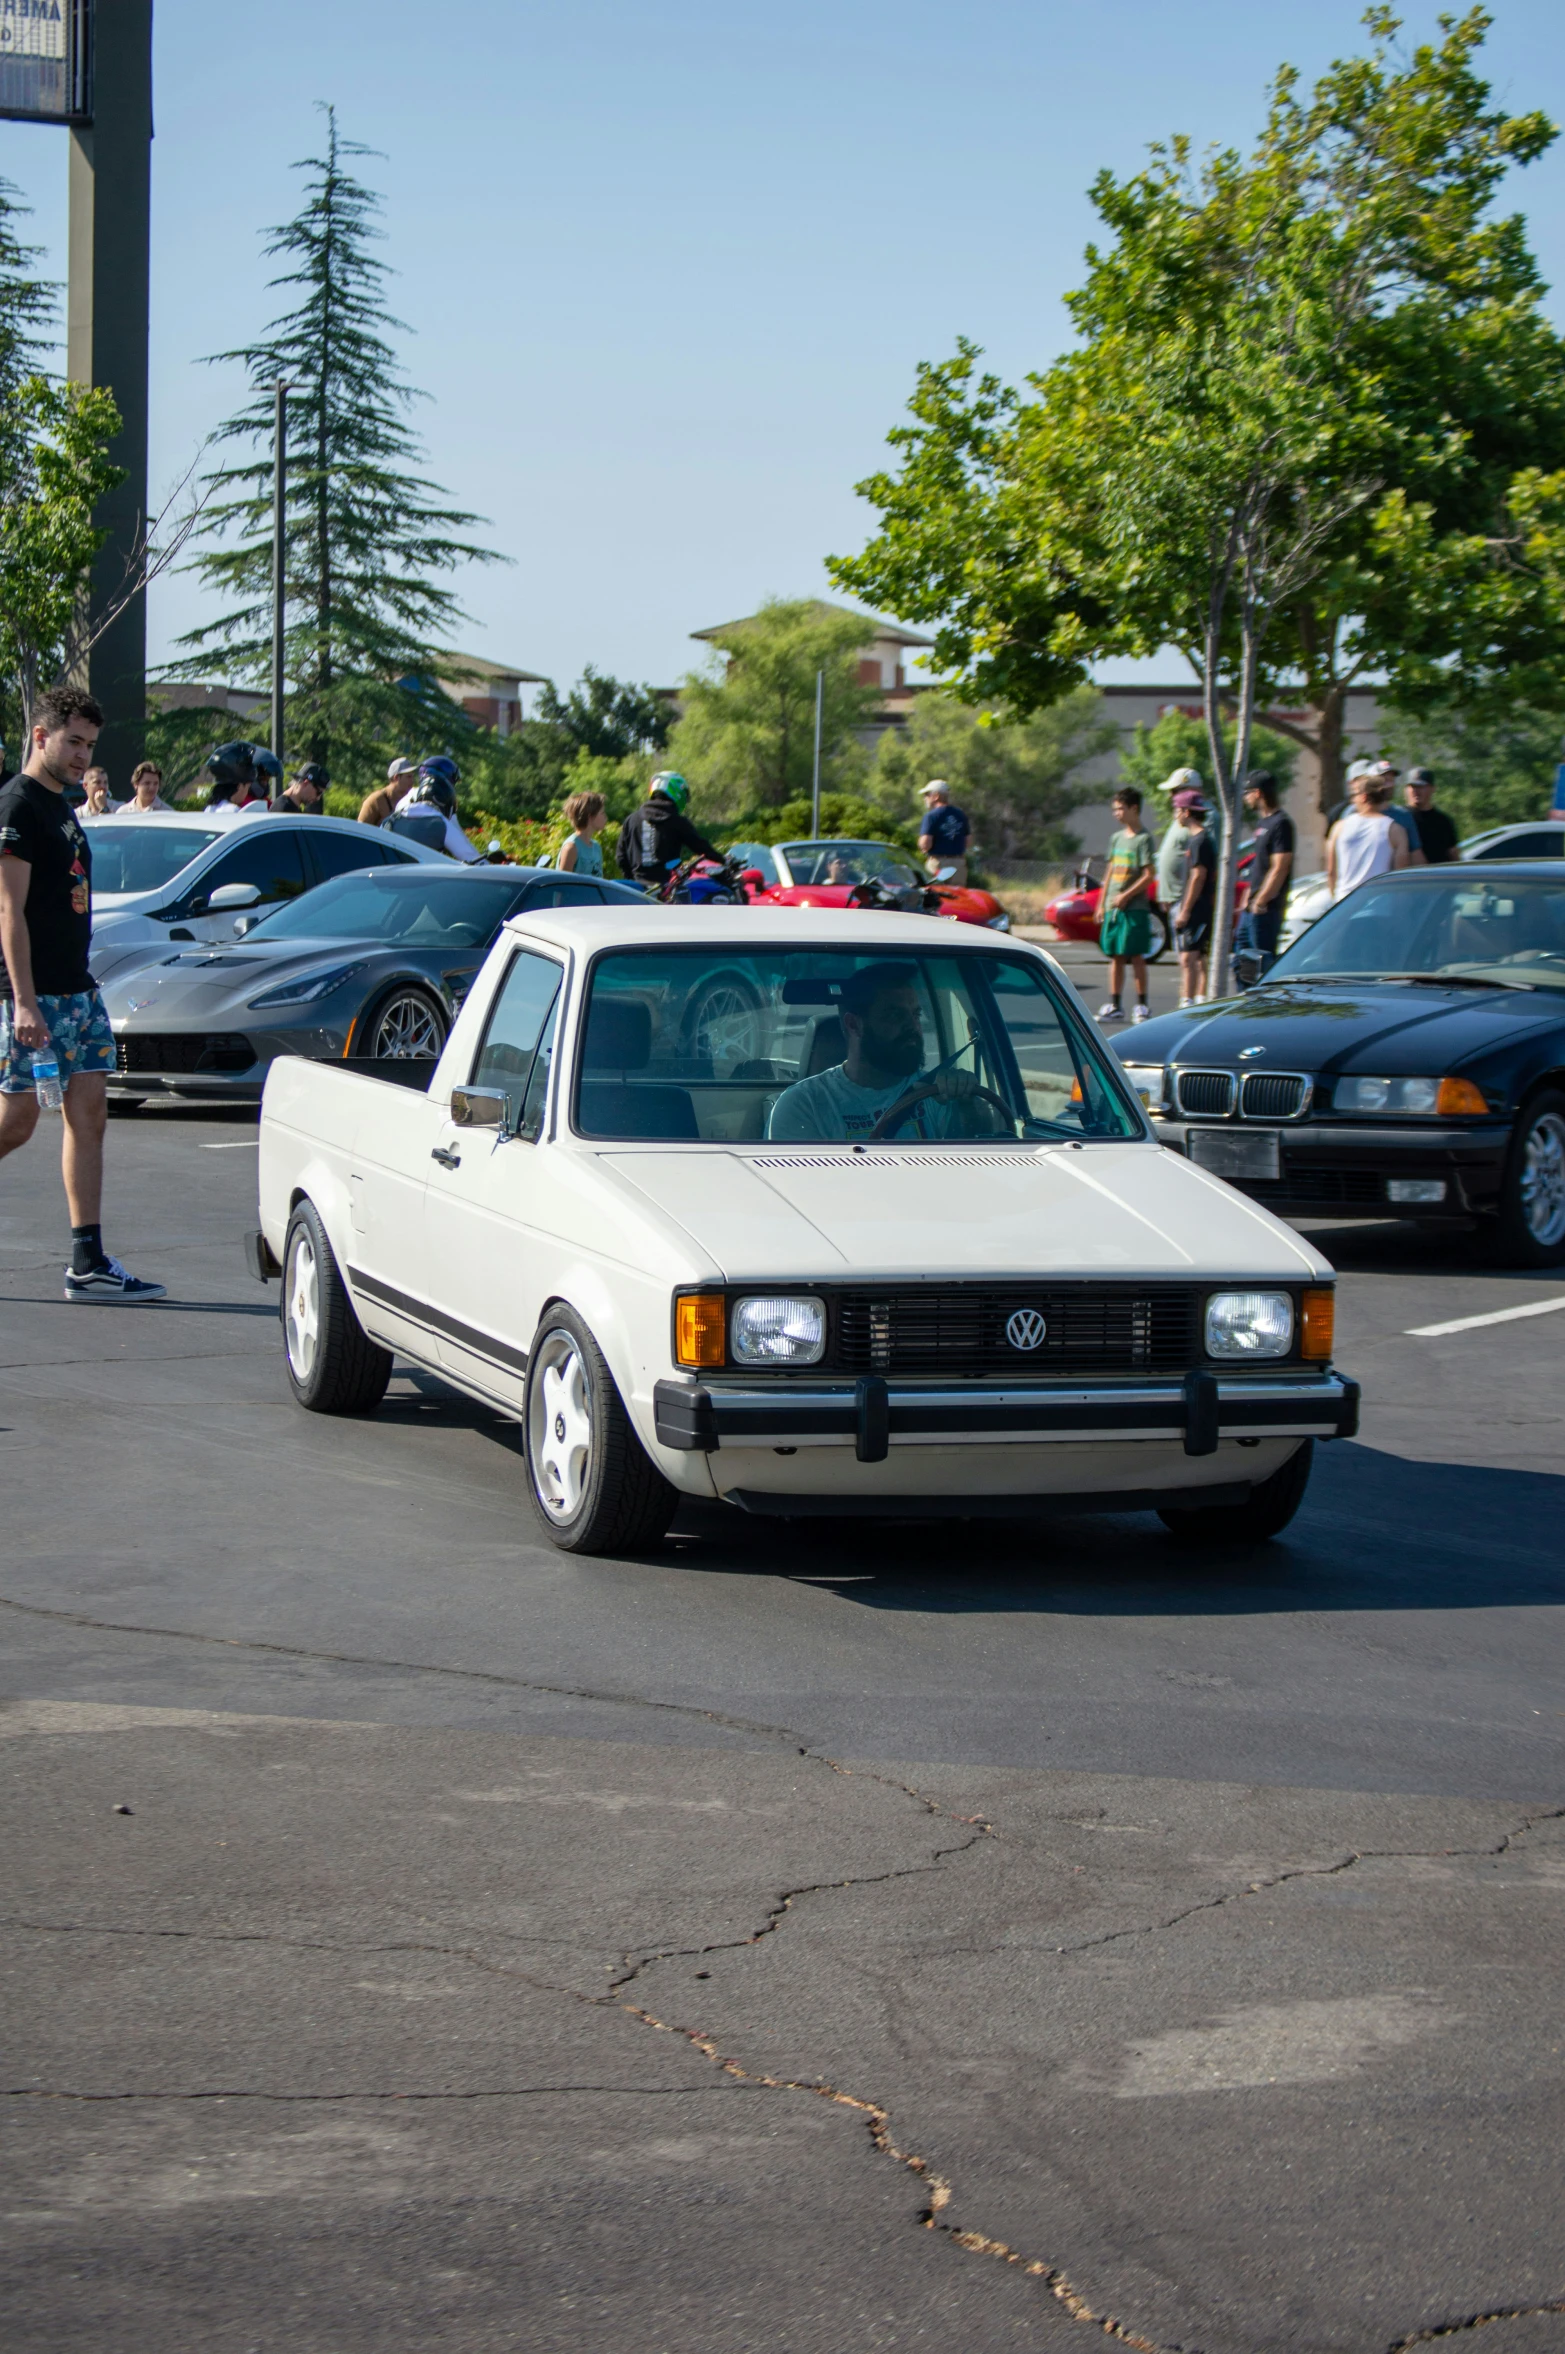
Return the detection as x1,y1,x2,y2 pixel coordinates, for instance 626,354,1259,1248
430,1145,461,1169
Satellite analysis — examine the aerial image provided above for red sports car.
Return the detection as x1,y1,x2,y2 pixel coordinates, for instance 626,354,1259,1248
725,837,1010,930
1043,842,1255,958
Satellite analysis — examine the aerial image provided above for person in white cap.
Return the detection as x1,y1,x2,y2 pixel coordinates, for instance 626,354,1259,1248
917,779,971,885
357,757,420,830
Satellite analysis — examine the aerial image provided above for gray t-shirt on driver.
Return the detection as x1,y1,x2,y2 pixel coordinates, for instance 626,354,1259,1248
767,1062,966,1142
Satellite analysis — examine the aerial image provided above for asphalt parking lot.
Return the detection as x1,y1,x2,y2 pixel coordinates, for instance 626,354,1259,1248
4,947,1563,2354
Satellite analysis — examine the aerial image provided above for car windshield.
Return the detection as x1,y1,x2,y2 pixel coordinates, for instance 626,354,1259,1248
780,840,921,889
85,825,225,894
248,871,527,948
574,945,1142,1144
1270,873,1565,990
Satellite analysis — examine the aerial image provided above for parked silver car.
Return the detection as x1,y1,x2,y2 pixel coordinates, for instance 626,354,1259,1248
83,812,443,985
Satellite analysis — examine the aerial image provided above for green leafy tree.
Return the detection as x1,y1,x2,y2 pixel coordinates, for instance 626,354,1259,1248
719,793,923,854
0,378,124,738
1380,688,1565,838
832,11,1564,988
1115,707,1298,837
667,599,879,822
875,684,1118,864
173,107,505,797
536,666,670,759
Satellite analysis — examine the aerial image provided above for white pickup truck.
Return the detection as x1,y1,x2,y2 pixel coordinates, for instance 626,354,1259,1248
253,904,1358,1554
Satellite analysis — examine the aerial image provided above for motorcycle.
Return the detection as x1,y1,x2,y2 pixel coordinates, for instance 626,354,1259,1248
654,854,762,907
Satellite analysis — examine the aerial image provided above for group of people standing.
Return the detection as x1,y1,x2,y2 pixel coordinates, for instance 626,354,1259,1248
1096,768,1295,1023
1095,757,1457,1023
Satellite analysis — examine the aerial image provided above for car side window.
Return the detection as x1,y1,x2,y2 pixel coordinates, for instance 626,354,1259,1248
522,876,603,908
176,829,308,914
469,949,563,1136
308,829,391,883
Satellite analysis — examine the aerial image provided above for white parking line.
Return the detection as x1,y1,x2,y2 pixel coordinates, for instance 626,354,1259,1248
198,1140,259,1150
1407,1296,1565,1338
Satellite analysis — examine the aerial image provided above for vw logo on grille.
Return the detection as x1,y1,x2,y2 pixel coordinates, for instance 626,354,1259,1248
1005,1308,1047,1352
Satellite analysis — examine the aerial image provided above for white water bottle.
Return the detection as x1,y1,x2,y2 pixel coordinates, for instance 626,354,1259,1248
32,1048,63,1112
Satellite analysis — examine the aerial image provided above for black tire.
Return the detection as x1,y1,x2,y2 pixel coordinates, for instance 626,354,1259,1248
361,983,448,1061
1489,1089,1565,1266
522,1304,676,1555
1144,908,1172,964
1158,1439,1314,1545
281,1198,393,1415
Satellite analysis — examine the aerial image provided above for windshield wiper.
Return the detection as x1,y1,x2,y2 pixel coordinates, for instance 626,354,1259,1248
1398,971,1537,993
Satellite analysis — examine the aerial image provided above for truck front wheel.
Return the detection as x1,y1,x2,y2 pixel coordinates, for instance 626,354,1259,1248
523,1306,676,1555
1158,1440,1313,1545
281,1199,393,1415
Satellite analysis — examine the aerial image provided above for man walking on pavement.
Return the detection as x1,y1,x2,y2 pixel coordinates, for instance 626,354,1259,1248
1097,787,1155,1024
918,780,972,885
0,686,165,1303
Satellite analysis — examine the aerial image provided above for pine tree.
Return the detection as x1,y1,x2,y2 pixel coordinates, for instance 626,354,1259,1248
174,108,504,790
0,176,61,749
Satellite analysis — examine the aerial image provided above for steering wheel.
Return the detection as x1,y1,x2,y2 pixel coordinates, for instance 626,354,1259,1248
868,1082,1017,1141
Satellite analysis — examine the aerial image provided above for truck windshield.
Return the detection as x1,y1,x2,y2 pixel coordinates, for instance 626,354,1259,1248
574,945,1142,1144
250,871,528,947
85,825,224,895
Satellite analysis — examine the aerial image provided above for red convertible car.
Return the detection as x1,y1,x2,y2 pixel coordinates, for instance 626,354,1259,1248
725,837,1010,930
1043,841,1255,959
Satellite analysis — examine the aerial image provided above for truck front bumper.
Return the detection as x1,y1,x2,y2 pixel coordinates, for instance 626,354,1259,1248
654,1371,1358,1461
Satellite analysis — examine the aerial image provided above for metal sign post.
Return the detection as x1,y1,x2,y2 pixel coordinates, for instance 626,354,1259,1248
811,668,823,837
270,380,288,775
3,0,153,785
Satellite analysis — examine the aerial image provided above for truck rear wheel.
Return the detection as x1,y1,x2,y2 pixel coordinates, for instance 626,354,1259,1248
281,1199,392,1415
1158,1440,1313,1545
523,1306,676,1555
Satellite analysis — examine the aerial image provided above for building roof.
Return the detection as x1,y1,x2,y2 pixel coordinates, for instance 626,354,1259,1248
691,601,934,650
436,651,550,689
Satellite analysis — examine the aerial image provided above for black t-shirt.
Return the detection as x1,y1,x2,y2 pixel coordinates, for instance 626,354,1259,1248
1409,804,1458,864
1249,808,1296,910
0,773,93,1000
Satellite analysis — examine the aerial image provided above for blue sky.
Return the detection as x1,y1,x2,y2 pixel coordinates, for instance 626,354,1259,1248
3,0,1563,697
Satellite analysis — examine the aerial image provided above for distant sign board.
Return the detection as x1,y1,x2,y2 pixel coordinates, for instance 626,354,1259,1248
0,0,90,124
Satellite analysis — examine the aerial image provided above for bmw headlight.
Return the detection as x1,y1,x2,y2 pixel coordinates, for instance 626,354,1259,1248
1205,1290,1295,1359
248,961,367,1009
1119,1063,1167,1112
1336,1074,1439,1114
731,1295,826,1365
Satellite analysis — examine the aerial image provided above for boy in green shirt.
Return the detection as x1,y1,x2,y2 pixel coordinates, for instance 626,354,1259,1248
1097,786,1154,1023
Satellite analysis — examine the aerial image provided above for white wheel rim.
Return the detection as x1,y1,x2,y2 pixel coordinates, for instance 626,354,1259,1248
285,1233,320,1379
1520,1111,1565,1246
375,992,443,1058
531,1336,593,1520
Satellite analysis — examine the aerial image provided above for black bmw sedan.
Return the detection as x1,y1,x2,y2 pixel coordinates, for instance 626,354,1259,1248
1114,864,1565,1264
105,862,648,1106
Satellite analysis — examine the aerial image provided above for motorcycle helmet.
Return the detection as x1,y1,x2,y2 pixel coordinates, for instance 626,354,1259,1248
206,740,258,791
649,770,689,811
252,750,283,790
412,775,457,818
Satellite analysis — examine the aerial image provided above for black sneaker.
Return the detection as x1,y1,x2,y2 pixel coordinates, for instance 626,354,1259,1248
64,1256,167,1305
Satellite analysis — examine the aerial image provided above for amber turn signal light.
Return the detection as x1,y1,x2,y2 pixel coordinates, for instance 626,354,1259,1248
1435,1076,1487,1117
1300,1287,1335,1362
675,1292,726,1369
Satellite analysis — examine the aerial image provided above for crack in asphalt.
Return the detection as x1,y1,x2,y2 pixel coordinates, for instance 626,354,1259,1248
1384,2302,1565,2350
6,1592,1562,2349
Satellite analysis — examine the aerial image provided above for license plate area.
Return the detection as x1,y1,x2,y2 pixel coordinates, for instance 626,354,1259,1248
1187,1127,1281,1180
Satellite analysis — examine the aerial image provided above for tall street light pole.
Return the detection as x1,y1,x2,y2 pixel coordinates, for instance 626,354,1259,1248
271,381,289,775
811,668,823,838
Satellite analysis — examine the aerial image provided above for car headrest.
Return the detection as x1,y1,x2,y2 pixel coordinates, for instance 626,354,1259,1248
582,997,652,1072
804,1014,847,1077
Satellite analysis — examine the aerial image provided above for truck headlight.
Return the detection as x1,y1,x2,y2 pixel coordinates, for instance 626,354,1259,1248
731,1295,826,1365
1204,1290,1294,1359
1120,1063,1167,1112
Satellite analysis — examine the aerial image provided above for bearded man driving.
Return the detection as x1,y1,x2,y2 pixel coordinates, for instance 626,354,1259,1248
766,961,992,1142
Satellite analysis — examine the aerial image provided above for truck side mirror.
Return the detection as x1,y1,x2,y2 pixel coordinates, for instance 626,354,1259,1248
451,1085,509,1133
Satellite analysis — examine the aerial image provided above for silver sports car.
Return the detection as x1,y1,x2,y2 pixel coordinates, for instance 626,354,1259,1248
104,862,648,1103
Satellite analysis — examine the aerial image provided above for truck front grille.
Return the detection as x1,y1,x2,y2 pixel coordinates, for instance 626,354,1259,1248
831,1286,1200,1377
